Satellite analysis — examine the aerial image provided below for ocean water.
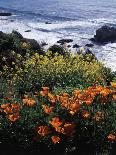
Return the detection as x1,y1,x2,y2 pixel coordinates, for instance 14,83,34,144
0,0,116,71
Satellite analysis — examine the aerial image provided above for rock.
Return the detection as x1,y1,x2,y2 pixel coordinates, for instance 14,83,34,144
85,43,94,47
25,30,31,32
92,25,116,43
41,42,48,47
48,44,68,56
0,12,12,16
67,45,71,48
45,22,52,24
57,39,73,44
24,38,41,50
73,44,80,48
10,20,14,22
12,31,23,39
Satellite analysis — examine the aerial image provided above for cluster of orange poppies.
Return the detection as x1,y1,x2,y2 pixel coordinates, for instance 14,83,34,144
0,83,116,144
0,103,20,122
34,83,116,144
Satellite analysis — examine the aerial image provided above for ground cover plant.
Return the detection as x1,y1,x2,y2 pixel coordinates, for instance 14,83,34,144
0,84,116,154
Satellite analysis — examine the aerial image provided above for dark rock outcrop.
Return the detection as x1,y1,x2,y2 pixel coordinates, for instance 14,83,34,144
91,25,116,43
85,43,94,47
25,30,31,32
45,22,52,24
73,44,80,48
48,44,69,56
0,12,12,16
57,39,73,44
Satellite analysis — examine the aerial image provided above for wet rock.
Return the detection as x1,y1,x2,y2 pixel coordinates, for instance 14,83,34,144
73,44,80,48
0,12,12,16
67,45,71,48
57,39,73,44
25,30,31,32
45,22,52,24
49,44,69,56
85,43,94,47
12,30,23,39
24,38,41,50
41,42,48,47
92,25,116,43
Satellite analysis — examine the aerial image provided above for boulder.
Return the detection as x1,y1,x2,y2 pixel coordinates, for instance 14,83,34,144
41,42,48,47
0,12,12,16
57,39,73,44
45,22,52,24
85,43,94,47
23,38,41,51
25,30,31,32
67,45,71,48
12,31,23,39
73,44,80,48
91,25,116,43
48,44,68,56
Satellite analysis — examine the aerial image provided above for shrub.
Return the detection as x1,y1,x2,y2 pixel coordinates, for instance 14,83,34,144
1,51,112,94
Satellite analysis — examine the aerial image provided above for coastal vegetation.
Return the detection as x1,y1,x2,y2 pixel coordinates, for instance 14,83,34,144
0,31,116,155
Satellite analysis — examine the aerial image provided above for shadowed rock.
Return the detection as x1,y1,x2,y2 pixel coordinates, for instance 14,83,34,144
0,12,12,16
91,25,116,44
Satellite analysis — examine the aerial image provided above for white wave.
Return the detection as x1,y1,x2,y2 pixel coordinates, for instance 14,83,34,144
28,20,98,31
89,18,116,26
97,43,116,71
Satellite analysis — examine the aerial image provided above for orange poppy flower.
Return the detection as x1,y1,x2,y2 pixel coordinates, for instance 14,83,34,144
40,90,48,97
8,113,20,122
23,98,35,106
107,134,116,141
84,98,93,106
78,93,87,100
36,126,51,137
113,94,116,101
69,102,80,114
82,111,90,119
50,117,63,128
48,93,56,104
62,93,69,97
11,104,20,111
42,105,53,114
1,103,10,109
51,136,60,144
73,90,81,97
3,107,13,114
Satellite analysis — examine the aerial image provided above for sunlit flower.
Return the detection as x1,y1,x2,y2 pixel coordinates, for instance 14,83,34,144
113,94,116,101
82,111,90,119
48,93,56,104
3,107,13,114
107,134,116,141
50,117,63,128
51,136,60,144
23,98,35,106
36,126,51,136
8,113,20,122
42,105,53,114
1,103,10,109
11,103,20,111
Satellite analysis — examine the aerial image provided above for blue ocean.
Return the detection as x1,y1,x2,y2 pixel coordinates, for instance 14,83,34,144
0,0,116,70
